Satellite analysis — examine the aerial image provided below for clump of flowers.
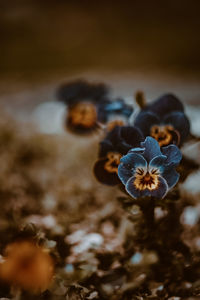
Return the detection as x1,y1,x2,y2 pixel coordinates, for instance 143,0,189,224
133,93,190,147
57,79,133,135
118,136,182,199
93,125,143,185
0,240,55,293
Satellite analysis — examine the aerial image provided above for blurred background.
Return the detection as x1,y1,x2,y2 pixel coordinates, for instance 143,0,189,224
0,0,200,109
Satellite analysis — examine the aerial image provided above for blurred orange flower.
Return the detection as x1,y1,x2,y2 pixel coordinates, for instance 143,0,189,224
0,240,54,293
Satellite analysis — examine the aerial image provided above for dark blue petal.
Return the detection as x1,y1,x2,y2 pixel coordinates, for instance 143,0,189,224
103,99,125,112
162,167,180,189
120,153,147,167
128,147,145,154
120,126,144,147
149,155,167,170
125,175,168,199
97,100,112,123
93,158,120,186
134,111,160,137
163,111,190,144
118,153,147,184
150,176,168,199
118,164,133,185
121,106,134,118
104,126,121,145
161,144,182,167
103,99,127,113
147,94,184,117
101,125,144,156
99,140,114,157
103,98,133,118
117,126,144,154
141,137,162,162
57,80,109,105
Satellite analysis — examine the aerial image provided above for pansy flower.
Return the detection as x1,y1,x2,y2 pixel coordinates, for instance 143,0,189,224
133,94,190,147
118,136,182,199
93,126,144,185
57,80,133,135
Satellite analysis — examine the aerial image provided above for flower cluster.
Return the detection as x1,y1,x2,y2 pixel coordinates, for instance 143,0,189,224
56,80,192,201
91,90,192,201
57,80,133,135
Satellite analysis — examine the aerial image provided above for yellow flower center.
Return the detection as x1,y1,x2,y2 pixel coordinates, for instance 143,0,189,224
68,102,97,128
134,167,159,190
104,152,122,174
150,125,174,147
